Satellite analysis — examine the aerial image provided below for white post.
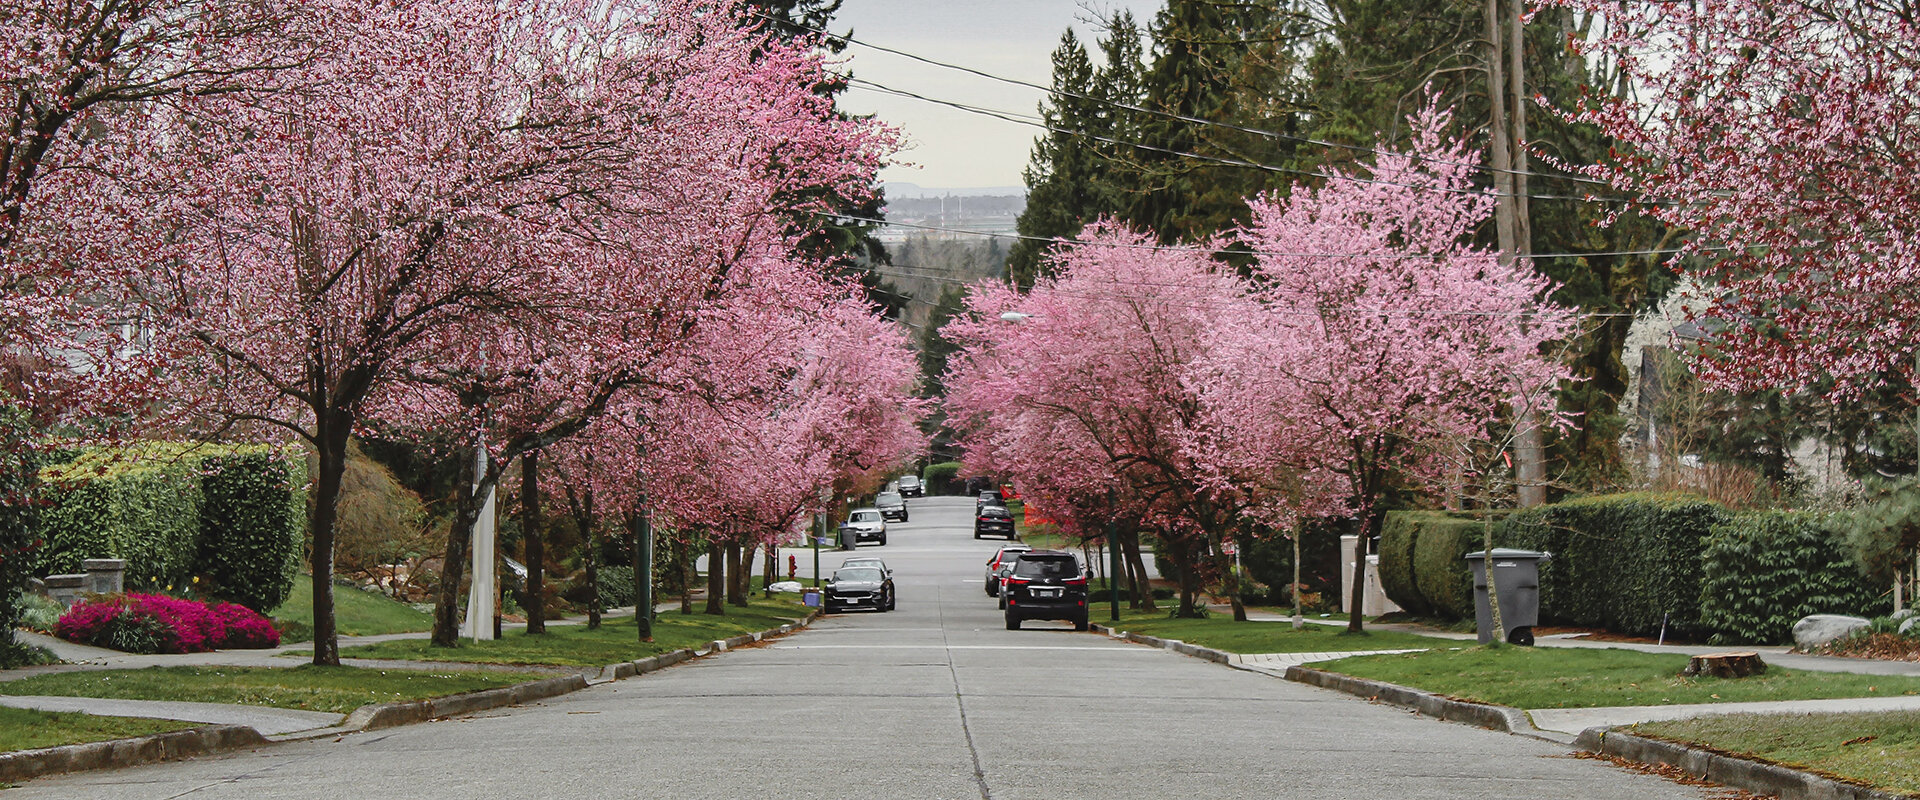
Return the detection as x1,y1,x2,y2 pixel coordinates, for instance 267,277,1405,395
461,443,498,641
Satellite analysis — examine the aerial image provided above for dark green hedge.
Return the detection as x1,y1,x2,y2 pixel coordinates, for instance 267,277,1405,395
1499,493,1728,638
1699,511,1887,645
1379,511,1505,619
922,462,963,495
38,447,201,591
196,452,305,612
37,444,306,606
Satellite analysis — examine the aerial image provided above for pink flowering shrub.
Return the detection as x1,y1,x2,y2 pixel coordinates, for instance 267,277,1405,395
54,593,279,653
213,602,280,648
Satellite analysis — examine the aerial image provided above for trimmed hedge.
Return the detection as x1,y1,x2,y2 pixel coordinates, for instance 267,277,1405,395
1699,511,1887,645
1379,511,1506,619
1499,492,1728,638
36,444,306,607
922,462,963,495
38,445,202,591
197,451,306,612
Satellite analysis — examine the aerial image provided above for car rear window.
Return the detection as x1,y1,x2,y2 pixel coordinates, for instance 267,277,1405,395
851,511,880,522
980,506,1010,518
1012,556,1078,579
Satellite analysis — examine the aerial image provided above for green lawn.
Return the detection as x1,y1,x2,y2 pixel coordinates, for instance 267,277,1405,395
271,577,434,639
0,706,203,753
1318,646,1920,709
0,666,548,714
337,597,807,668
1106,609,1454,654
1631,711,1920,796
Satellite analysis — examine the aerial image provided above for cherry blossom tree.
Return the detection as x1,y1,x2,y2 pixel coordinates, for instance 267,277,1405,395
1219,106,1577,632
945,224,1266,619
1551,0,1919,398
126,0,893,663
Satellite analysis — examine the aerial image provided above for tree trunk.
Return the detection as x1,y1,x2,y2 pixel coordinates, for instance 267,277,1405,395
584,522,600,630
728,541,750,607
1209,532,1246,622
521,451,545,635
306,415,354,666
1122,527,1155,612
1291,529,1304,630
1486,0,1546,507
1169,542,1204,618
705,541,725,615
762,543,777,597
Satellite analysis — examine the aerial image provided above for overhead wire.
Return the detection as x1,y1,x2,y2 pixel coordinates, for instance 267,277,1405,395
848,76,1646,205
830,211,1709,262
756,10,1629,193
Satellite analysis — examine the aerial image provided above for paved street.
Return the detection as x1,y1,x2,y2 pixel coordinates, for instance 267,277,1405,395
14,497,1717,799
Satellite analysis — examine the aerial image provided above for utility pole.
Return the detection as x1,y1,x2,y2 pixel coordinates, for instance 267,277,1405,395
1487,0,1547,507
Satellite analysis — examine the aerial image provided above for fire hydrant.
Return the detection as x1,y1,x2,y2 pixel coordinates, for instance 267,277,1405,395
788,554,798,580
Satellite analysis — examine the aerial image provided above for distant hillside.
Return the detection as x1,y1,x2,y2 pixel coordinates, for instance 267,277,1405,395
883,182,1025,198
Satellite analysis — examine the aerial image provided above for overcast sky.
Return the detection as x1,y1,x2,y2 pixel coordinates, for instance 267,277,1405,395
832,1,1165,193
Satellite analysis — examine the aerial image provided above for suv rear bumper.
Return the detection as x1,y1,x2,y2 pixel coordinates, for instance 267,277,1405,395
1005,598,1087,621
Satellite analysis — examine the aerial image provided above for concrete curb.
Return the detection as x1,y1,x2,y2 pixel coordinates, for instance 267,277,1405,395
3,610,822,785
1281,665,1531,733
1575,728,1915,800
0,724,266,784
1090,624,1914,800
1089,625,1230,665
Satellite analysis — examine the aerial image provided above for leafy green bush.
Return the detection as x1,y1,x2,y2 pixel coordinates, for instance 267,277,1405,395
196,450,305,612
1699,511,1887,645
1378,511,1506,619
0,402,43,667
1242,522,1345,609
597,565,637,607
36,443,305,606
1499,492,1728,638
1378,512,1432,616
37,445,203,591
15,591,62,633
922,461,963,495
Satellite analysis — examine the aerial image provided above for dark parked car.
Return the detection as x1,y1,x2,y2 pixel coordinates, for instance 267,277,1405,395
974,504,1015,539
983,543,1031,596
876,491,909,522
823,566,894,613
1001,550,1089,631
897,475,924,498
974,489,1002,511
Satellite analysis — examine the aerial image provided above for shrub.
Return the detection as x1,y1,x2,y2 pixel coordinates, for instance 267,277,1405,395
37,445,203,591
1698,511,1887,645
15,592,62,633
1241,522,1346,610
596,565,637,608
1378,511,1507,619
922,462,963,495
196,450,305,612
0,408,44,667
1499,492,1728,638
54,593,279,653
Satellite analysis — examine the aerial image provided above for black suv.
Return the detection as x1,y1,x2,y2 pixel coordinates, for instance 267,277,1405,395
973,504,1015,539
1000,550,1089,631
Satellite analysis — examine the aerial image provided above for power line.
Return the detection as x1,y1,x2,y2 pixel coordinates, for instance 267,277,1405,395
758,9,1624,192
850,76,1644,206
842,212,1703,262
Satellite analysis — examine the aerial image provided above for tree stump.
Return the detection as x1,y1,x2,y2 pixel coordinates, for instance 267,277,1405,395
1682,651,1767,678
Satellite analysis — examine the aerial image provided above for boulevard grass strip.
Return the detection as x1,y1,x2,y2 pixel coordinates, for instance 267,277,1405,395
271,577,434,639
337,596,808,668
1630,711,1920,796
1317,646,1920,709
1106,609,1454,654
0,706,201,753
0,666,549,715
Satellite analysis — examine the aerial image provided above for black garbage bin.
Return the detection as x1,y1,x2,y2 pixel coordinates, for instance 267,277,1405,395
1465,549,1552,645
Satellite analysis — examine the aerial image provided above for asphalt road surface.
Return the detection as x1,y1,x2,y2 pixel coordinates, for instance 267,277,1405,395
16,496,1717,799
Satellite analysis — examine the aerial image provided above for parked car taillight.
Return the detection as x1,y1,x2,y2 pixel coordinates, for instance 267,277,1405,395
1064,577,1087,587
